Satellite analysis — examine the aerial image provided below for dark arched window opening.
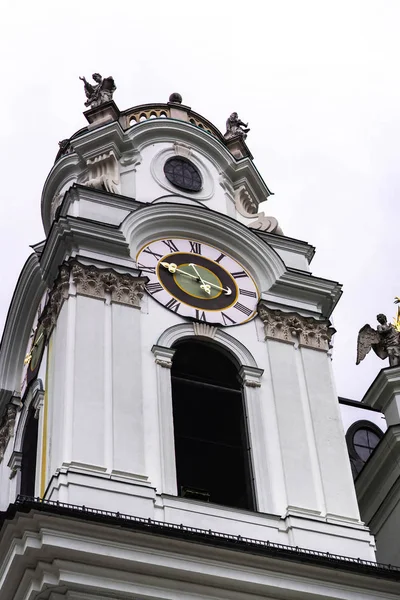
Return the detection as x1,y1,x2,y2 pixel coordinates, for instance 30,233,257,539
20,405,39,497
345,420,383,479
171,339,255,511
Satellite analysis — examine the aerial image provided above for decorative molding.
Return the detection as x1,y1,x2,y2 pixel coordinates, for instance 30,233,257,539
234,184,282,235
152,345,176,369
239,365,264,387
193,322,217,339
174,142,192,159
50,191,64,222
84,150,120,194
150,146,214,201
258,302,335,351
40,261,146,337
7,450,22,479
0,403,18,463
156,323,258,369
249,213,283,235
41,264,70,334
71,262,147,307
235,184,259,216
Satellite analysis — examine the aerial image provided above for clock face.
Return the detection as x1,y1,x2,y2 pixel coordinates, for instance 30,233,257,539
137,238,259,326
21,291,48,398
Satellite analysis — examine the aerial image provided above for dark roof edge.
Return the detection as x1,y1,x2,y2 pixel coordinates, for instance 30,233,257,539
339,397,382,412
1,496,399,580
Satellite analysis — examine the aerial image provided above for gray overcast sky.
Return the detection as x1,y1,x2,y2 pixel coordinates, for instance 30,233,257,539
0,0,399,400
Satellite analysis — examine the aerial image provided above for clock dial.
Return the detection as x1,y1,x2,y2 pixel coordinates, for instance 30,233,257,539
21,291,48,398
27,323,46,385
137,238,259,326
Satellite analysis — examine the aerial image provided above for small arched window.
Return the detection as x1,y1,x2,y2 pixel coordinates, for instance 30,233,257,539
171,339,255,510
20,405,39,497
346,420,383,479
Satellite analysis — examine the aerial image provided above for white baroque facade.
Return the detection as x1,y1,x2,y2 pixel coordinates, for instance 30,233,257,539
0,95,399,598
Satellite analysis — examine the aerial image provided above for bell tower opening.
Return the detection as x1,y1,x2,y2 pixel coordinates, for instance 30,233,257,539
171,339,255,511
20,405,39,497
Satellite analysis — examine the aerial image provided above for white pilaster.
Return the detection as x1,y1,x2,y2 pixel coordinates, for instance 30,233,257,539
152,345,177,496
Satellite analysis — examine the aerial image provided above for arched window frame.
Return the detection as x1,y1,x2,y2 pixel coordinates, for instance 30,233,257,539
152,323,269,512
9,379,44,498
345,419,384,478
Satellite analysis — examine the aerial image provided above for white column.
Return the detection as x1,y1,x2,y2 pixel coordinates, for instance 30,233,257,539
152,345,177,496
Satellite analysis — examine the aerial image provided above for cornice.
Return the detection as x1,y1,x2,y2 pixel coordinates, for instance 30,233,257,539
255,230,316,264
262,270,342,319
0,254,46,413
61,184,142,218
39,216,135,286
361,366,400,413
2,500,400,595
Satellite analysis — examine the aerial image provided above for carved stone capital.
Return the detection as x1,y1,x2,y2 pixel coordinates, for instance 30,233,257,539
258,303,335,352
41,264,70,334
41,261,146,336
0,403,18,463
152,345,176,369
71,262,147,307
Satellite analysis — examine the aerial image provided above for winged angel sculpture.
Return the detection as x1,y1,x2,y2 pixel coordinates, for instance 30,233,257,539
356,313,400,367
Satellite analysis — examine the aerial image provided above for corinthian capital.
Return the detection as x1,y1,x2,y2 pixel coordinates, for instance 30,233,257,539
70,261,146,307
258,302,335,351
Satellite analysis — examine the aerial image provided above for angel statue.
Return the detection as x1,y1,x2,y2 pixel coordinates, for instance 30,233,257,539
79,73,116,108
356,313,400,367
224,112,250,140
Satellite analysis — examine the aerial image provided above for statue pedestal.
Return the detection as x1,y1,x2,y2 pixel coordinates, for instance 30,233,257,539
224,135,252,160
362,365,400,425
84,101,120,129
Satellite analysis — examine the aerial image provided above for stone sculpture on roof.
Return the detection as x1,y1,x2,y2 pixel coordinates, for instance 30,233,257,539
356,312,400,367
224,112,250,140
79,73,116,108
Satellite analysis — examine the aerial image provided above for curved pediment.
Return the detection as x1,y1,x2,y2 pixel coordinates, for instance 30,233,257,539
121,202,285,294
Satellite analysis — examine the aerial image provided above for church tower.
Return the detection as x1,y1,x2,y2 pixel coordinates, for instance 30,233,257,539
1,81,399,599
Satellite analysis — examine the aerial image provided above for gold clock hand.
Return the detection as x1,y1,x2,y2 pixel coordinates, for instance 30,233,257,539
160,262,232,295
197,278,232,296
189,263,211,295
160,262,199,279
